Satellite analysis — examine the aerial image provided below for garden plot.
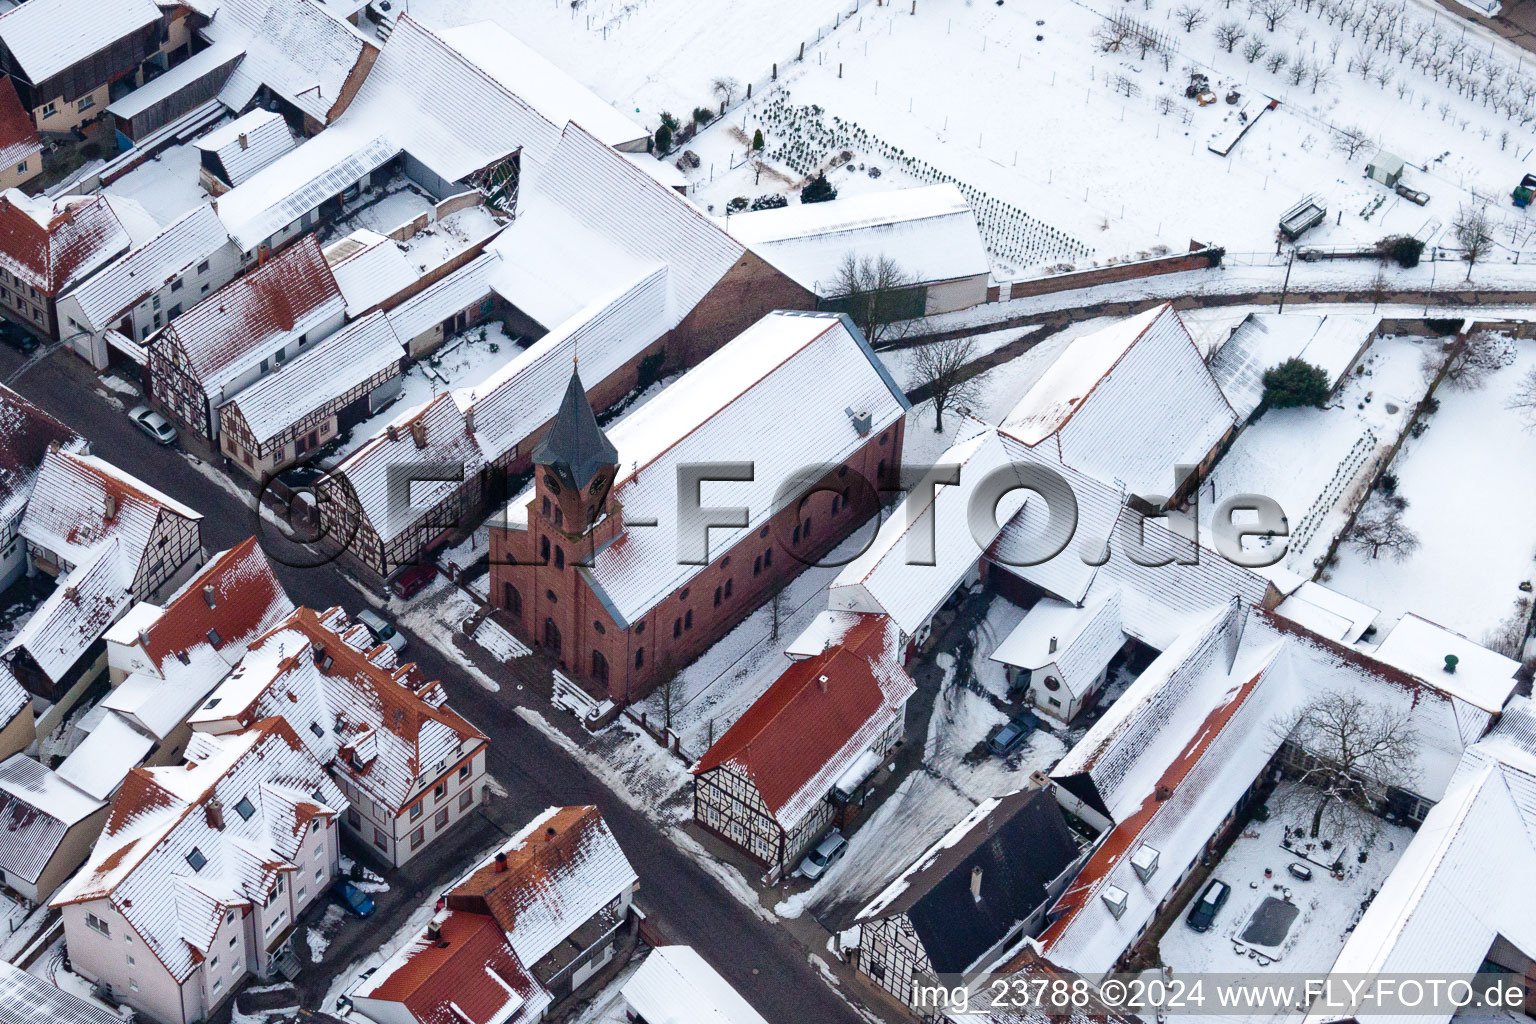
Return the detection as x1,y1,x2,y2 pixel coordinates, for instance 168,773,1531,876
1160,785,1413,977
1325,336,1536,641
1199,331,1432,575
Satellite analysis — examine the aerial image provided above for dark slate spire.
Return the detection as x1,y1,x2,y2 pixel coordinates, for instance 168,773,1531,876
533,368,617,490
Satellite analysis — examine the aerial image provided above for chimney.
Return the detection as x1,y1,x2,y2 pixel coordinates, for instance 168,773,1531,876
205,799,225,829
237,132,249,150
969,865,983,903
137,629,150,647
64,585,78,603
846,406,873,436
817,673,829,693
493,851,508,873
1444,654,1459,674
544,826,556,841
103,493,117,520
426,909,448,941
387,424,399,443
203,584,216,608
257,244,271,266
464,405,476,435
410,419,427,450
1048,635,1058,655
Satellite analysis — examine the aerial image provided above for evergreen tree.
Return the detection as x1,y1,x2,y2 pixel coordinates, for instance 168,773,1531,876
1261,357,1330,409
801,171,838,204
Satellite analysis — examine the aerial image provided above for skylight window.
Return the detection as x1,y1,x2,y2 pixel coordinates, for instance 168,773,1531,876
206,628,223,648
234,797,255,821
186,847,208,872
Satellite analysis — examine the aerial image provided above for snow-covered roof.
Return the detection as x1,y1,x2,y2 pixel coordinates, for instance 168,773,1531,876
507,311,906,626
449,806,636,967
213,126,397,252
1370,612,1518,714
726,184,990,296
1208,312,1374,421
385,250,497,342
0,383,77,528
222,311,403,446
55,712,155,801
0,190,131,296
437,22,648,153
193,108,297,187
325,229,418,316
105,41,244,123
0,0,160,84
0,960,123,1024
1273,580,1378,644
0,78,39,171
831,422,1021,636
487,122,744,330
159,234,344,396
0,662,26,732
54,720,346,984
990,589,1123,694
189,606,485,816
622,947,770,1024
62,203,230,332
692,615,914,830
998,304,1237,499
0,754,103,885
201,0,373,124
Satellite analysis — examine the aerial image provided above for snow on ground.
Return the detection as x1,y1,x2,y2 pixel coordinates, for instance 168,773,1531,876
969,596,1030,700
1198,331,1434,574
341,184,434,238
29,938,130,1017
307,904,348,963
472,616,531,662
1325,337,1536,639
567,957,643,1024
395,578,504,691
102,142,208,230
631,526,879,759
1160,784,1412,982
878,326,1041,390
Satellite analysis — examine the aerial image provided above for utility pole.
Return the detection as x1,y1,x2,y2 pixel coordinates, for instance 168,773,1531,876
1277,249,1296,313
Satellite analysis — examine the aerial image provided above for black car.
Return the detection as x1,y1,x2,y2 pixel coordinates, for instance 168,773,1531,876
1186,878,1230,932
0,320,37,353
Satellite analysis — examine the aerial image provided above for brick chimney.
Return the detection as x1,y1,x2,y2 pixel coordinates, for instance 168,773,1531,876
103,493,117,520
203,584,216,608
492,851,508,873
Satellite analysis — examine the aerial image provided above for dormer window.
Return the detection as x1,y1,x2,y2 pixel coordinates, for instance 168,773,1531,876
186,848,208,872
203,697,221,710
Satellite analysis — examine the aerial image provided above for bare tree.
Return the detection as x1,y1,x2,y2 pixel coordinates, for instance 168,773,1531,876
1333,123,1373,159
711,76,740,108
1482,600,1532,659
1175,2,1208,30
1309,61,1332,92
1287,56,1309,86
1272,692,1420,840
831,252,919,348
1214,18,1246,51
1373,64,1395,90
1094,18,1133,50
1242,35,1268,63
1265,50,1288,73
1349,496,1421,562
912,336,982,432
1506,366,1536,429
1453,204,1494,280
1251,0,1291,30
1423,330,1505,390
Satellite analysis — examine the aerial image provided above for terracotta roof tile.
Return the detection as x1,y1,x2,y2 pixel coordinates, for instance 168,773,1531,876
365,912,541,1024
0,79,39,171
0,190,130,296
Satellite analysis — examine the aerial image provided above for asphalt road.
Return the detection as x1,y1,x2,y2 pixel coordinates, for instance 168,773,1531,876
4,345,869,1024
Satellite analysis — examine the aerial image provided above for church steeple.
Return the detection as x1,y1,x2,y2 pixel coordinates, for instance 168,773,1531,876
533,368,618,533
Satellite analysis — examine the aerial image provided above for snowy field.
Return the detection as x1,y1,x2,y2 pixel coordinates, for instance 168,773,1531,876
1160,786,1413,980
1325,336,1536,640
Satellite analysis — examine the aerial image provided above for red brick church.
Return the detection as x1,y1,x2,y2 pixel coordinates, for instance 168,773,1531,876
488,311,910,704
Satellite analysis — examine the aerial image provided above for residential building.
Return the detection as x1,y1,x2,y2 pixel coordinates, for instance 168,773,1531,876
218,311,405,478
144,235,345,443
0,190,131,338
53,719,347,1024
0,752,107,902
56,203,240,370
188,605,488,868
4,447,203,707
0,383,80,590
691,614,915,880
989,589,1127,724
488,310,908,702
621,947,771,1024
0,78,40,192
192,109,298,195
727,183,992,315
849,787,1082,1013
0,956,128,1024
352,805,638,1022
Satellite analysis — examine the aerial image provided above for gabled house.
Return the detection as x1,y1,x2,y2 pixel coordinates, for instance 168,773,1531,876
56,203,241,369
193,109,298,194
0,190,131,338
692,614,915,881
989,589,1126,724
145,234,345,443
53,719,347,1024
0,383,80,590
488,310,908,702
353,805,639,1021
0,78,40,192
188,605,488,867
851,786,1083,1012
4,447,203,706
621,946,771,1024
0,751,107,902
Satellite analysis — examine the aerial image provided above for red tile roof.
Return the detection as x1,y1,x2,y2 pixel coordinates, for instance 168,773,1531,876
0,79,39,171
691,614,912,822
0,191,130,296
0,384,76,511
365,912,539,1024
137,537,292,668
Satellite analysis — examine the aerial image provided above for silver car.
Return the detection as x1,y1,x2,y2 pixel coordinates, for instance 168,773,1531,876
798,832,848,881
355,609,407,653
128,405,177,445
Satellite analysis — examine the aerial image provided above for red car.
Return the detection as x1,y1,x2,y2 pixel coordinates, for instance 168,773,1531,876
390,563,438,599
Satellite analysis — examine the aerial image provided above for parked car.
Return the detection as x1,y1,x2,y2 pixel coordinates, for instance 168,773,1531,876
988,709,1040,757
1287,862,1314,882
356,608,407,653
333,880,375,918
0,320,37,353
127,405,178,445
1186,878,1230,932
798,832,848,881
390,563,438,600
